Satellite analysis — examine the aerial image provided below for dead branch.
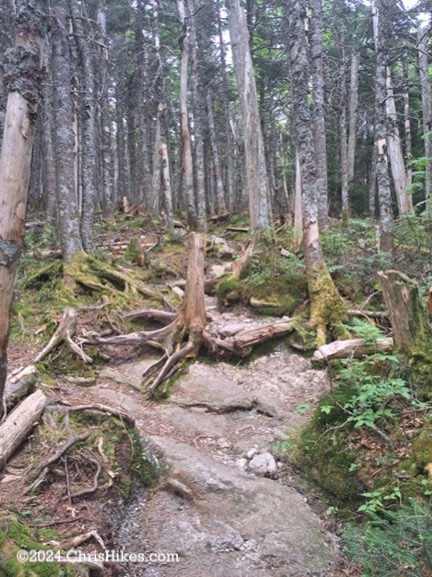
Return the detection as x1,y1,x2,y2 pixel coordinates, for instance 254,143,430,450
27,432,90,483
4,364,38,411
226,226,248,233
314,337,394,361
0,390,47,471
347,309,388,319
61,529,106,550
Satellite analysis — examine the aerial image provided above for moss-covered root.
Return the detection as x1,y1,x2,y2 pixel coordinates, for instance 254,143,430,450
308,267,348,346
63,251,154,297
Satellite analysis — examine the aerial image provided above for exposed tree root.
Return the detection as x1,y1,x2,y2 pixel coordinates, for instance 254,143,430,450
35,307,92,364
82,233,299,396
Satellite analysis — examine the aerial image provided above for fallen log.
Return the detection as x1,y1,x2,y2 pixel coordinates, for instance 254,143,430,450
123,309,177,324
347,309,388,319
0,389,47,470
233,318,297,352
4,365,38,409
313,337,394,361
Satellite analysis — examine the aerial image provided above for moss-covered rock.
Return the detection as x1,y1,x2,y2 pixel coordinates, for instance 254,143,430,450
216,276,244,305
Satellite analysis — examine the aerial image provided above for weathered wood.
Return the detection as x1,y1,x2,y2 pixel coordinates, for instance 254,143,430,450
123,309,177,324
0,389,47,470
347,309,388,319
314,337,394,361
4,364,38,409
233,319,297,351
378,270,430,349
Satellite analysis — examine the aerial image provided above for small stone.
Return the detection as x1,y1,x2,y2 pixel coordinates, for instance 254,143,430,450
217,437,231,449
246,446,259,459
236,458,248,472
249,452,278,476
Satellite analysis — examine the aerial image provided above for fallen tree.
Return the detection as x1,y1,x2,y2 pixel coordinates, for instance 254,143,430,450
314,337,394,361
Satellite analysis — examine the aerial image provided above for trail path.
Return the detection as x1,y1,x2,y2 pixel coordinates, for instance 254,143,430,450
69,296,343,577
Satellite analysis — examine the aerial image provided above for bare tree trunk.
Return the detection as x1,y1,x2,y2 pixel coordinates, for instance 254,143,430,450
339,11,349,215
372,0,393,251
368,142,378,218
347,50,360,186
41,43,56,225
228,0,272,233
386,66,412,214
216,0,235,212
177,0,197,228
418,26,432,211
97,4,114,219
51,0,84,261
0,0,47,410
207,92,227,215
287,0,345,346
310,0,328,229
160,141,174,230
71,0,96,251
402,47,412,192
293,151,303,252
115,77,130,205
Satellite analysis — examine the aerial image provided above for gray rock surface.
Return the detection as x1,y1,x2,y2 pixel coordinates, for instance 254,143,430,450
248,451,278,476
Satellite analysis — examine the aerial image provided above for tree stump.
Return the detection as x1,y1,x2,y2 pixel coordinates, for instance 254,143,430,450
378,270,430,350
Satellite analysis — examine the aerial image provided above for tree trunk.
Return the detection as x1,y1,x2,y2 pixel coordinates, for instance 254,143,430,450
97,4,114,219
41,42,57,225
293,151,303,252
402,47,412,193
228,0,272,233
347,50,360,187
339,11,349,215
310,0,328,230
418,26,432,212
372,0,393,252
287,0,346,346
51,0,84,261
177,0,197,228
385,66,412,214
207,92,227,215
368,142,377,217
71,0,96,251
0,0,47,411
115,77,130,205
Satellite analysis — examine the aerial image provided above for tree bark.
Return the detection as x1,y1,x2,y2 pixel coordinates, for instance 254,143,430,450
228,0,272,233
71,0,97,251
51,0,84,261
0,0,47,410
347,51,360,187
177,0,197,228
418,26,432,212
314,337,393,361
372,0,393,252
310,0,328,230
207,92,227,215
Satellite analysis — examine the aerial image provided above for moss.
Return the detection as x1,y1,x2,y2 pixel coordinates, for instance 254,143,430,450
216,276,244,305
411,424,432,472
22,262,62,289
308,267,348,346
125,237,144,266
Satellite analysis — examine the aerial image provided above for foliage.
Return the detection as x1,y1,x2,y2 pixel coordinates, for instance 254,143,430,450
343,499,432,577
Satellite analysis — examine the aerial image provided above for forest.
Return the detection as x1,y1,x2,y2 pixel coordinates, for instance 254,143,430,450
0,0,432,576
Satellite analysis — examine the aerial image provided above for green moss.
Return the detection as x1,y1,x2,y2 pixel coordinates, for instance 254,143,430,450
216,276,244,305
308,267,348,346
411,424,432,472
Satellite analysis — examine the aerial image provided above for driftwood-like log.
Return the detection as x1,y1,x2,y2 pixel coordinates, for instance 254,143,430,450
4,365,38,409
233,319,297,351
378,270,430,349
0,389,47,470
347,309,388,319
314,337,394,361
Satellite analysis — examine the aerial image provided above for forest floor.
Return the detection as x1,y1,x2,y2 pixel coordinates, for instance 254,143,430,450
5,212,424,576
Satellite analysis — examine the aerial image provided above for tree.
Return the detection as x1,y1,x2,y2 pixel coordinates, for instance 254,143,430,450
0,0,47,411
286,0,346,345
228,0,272,235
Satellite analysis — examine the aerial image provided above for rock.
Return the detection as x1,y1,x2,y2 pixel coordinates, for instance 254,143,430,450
172,364,256,413
99,357,159,390
93,388,139,414
247,446,259,459
236,458,248,472
218,322,250,337
147,436,340,576
249,452,278,476
217,437,231,449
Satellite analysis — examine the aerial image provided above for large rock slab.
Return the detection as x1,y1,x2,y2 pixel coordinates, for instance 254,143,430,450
99,358,159,390
144,435,340,577
172,364,278,416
